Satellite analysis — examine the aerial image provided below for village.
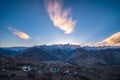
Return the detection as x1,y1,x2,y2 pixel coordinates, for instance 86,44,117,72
0,54,120,80
0,58,96,80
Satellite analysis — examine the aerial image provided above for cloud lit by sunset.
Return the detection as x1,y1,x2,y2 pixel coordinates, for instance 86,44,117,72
8,27,30,40
44,0,76,34
96,32,120,46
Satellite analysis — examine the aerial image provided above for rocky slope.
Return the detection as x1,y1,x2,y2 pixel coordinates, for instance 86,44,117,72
67,48,120,67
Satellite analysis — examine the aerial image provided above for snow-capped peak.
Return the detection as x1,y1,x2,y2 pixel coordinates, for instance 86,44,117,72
33,44,80,51
4,47,26,52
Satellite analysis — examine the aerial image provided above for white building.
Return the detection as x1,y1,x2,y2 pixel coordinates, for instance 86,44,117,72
22,65,32,72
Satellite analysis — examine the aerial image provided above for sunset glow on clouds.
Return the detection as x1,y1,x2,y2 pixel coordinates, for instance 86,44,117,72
8,27,30,40
44,0,76,34
96,32,120,46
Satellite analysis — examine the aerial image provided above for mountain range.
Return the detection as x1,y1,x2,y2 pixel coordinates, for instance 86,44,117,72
67,47,120,67
0,44,120,67
0,32,120,66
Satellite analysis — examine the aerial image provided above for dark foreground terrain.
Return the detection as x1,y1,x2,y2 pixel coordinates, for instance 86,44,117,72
0,54,120,80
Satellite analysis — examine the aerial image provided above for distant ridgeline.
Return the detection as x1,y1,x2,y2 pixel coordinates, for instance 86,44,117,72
0,45,120,66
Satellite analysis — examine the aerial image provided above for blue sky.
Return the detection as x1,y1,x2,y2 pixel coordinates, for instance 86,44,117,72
0,0,120,47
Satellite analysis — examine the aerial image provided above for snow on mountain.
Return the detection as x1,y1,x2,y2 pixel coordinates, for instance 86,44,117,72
83,46,120,51
0,47,26,57
4,47,26,52
96,32,120,46
18,44,81,61
34,44,80,51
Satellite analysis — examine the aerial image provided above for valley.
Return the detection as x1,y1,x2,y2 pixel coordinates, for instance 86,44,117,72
0,45,120,80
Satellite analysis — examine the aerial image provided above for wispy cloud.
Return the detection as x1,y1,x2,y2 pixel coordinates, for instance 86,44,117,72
44,0,76,34
8,27,30,40
96,32,120,46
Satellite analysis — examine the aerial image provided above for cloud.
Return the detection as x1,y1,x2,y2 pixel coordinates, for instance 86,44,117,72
96,32,120,46
44,0,76,34
8,27,30,40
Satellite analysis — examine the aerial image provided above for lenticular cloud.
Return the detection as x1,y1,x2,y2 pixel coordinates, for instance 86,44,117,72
44,0,76,34
8,27,30,40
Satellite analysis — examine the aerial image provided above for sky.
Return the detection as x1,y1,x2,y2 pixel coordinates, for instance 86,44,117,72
0,0,120,47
